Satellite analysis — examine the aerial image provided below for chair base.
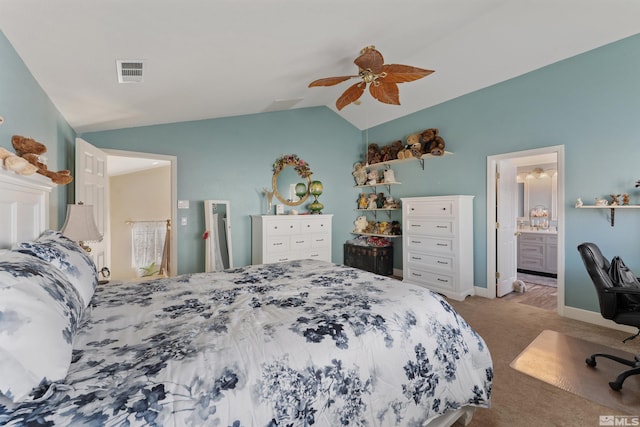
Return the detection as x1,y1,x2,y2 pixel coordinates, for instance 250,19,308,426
586,353,640,391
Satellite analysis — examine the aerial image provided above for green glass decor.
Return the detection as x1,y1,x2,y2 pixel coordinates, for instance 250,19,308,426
295,182,307,198
308,180,324,214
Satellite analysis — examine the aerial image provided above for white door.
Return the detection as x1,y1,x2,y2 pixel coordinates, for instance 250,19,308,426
75,138,109,275
496,159,518,297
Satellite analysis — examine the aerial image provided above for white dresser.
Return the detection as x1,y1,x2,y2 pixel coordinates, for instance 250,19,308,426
401,196,474,301
251,215,333,264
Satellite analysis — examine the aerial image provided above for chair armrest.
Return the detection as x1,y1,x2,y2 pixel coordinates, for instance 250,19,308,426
603,287,640,296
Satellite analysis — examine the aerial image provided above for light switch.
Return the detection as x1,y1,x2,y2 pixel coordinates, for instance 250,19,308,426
181,217,187,226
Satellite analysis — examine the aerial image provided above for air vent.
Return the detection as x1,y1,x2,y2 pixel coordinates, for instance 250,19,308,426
116,60,144,83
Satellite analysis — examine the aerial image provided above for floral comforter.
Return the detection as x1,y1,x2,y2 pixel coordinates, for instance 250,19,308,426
2,260,492,426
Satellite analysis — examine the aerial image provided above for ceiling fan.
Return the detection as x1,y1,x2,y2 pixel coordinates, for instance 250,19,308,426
309,45,434,111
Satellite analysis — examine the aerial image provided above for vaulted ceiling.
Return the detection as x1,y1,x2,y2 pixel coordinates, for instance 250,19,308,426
1,0,639,133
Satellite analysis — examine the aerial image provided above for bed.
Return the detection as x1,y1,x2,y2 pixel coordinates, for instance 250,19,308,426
0,168,492,426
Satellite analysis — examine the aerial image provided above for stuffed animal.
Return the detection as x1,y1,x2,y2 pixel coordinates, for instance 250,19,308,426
367,143,381,164
365,220,376,234
357,193,368,209
376,192,385,209
388,140,404,161
11,135,73,185
367,193,378,210
378,221,389,235
354,215,368,233
366,169,379,185
391,220,402,235
352,162,367,186
0,146,38,175
419,128,446,156
398,134,420,159
380,145,391,162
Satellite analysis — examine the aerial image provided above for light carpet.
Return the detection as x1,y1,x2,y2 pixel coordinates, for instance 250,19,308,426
510,330,640,415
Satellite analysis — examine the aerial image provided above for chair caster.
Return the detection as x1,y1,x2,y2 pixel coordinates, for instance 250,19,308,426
586,357,597,368
609,381,622,391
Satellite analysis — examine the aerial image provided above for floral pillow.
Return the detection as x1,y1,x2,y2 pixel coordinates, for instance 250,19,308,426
15,230,98,307
0,250,84,403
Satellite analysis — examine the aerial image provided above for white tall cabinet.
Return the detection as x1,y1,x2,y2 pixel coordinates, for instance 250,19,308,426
401,196,474,301
251,215,332,264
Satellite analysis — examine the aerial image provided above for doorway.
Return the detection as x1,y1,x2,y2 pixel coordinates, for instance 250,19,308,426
486,145,565,315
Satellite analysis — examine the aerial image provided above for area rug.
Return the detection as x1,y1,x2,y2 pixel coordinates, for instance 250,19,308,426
510,330,640,414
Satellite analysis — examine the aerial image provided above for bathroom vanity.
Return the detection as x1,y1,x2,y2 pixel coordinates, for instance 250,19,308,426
517,229,557,276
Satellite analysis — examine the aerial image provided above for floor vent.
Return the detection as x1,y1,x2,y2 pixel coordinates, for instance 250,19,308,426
116,60,144,83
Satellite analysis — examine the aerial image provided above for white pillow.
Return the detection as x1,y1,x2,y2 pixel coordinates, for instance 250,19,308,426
15,230,98,307
0,250,83,402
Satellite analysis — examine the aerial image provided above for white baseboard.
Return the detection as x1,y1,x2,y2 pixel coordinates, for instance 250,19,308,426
393,268,402,278
470,286,636,334
562,306,636,334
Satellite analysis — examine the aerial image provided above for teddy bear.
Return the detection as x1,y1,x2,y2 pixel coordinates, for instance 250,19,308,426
398,134,421,159
366,169,378,185
391,220,402,235
354,215,368,233
357,193,368,209
352,162,367,186
0,146,38,175
11,135,73,185
387,140,403,160
419,128,446,156
367,193,378,210
367,143,381,165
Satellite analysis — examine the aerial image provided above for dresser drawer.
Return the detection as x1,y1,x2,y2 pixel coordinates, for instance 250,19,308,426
406,251,454,273
405,200,454,217
291,235,311,250
311,233,330,248
301,218,331,233
266,237,290,252
405,219,454,236
406,265,455,291
405,235,454,254
266,221,300,235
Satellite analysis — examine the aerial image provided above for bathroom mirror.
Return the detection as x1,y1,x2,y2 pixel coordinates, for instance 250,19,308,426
271,155,312,207
204,200,233,271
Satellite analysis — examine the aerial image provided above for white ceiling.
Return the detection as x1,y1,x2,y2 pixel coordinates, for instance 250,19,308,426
1,0,639,134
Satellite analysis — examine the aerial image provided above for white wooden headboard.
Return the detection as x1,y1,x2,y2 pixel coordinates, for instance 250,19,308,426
0,167,55,249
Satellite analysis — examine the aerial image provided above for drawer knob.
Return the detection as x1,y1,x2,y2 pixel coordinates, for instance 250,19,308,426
411,256,422,260
437,260,448,265
412,272,422,277
436,243,447,247
436,225,447,229
437,278,448,283
411,224,421,228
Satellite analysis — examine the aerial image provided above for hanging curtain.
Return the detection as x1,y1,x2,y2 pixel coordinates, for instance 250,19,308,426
131,221,167,277
205,213,224,272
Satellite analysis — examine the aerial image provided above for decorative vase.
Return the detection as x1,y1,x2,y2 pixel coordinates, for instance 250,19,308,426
308,180,324,214
295,182,307,198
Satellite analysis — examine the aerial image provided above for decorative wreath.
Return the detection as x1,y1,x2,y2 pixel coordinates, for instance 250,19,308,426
272,154,312,178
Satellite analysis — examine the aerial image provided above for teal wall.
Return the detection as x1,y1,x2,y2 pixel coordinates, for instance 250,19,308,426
367,33,640,312
81,108,362,273
4,25,640,314
0,31,75,226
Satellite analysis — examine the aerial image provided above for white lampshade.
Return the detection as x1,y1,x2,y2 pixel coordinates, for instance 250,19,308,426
61,203,102,243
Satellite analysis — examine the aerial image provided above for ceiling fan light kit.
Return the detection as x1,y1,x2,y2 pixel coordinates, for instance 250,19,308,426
309,46,434,110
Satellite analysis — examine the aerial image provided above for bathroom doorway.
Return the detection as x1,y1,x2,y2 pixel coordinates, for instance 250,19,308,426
486,145,565,315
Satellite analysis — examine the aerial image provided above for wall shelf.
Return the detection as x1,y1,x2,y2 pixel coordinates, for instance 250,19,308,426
351,232,401,238
576,205,640,227
366,151,453,171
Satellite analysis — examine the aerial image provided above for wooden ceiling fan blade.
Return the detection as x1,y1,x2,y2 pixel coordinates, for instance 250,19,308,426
381,64,435,83
354,46,384,74
308,75,356,87
369,81,400,106
336,82,366,110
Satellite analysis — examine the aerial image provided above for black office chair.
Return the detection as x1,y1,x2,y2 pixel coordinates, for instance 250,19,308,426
577,242,640,391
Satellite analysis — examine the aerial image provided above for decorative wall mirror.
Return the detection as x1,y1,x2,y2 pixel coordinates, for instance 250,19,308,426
204,200,233,271
272,154,312,207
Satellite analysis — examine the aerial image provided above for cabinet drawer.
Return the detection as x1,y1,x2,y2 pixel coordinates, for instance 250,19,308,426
518,234,545,244
264,253,294,263
291,235,311,250
266,237,289,252
406,266,455,291
406,235,454,254
304,248,331,262
406,251,454,273
266,221,299,235
311,234,330,248
301,218,331,233
406,219,454,236
405,200,454,217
